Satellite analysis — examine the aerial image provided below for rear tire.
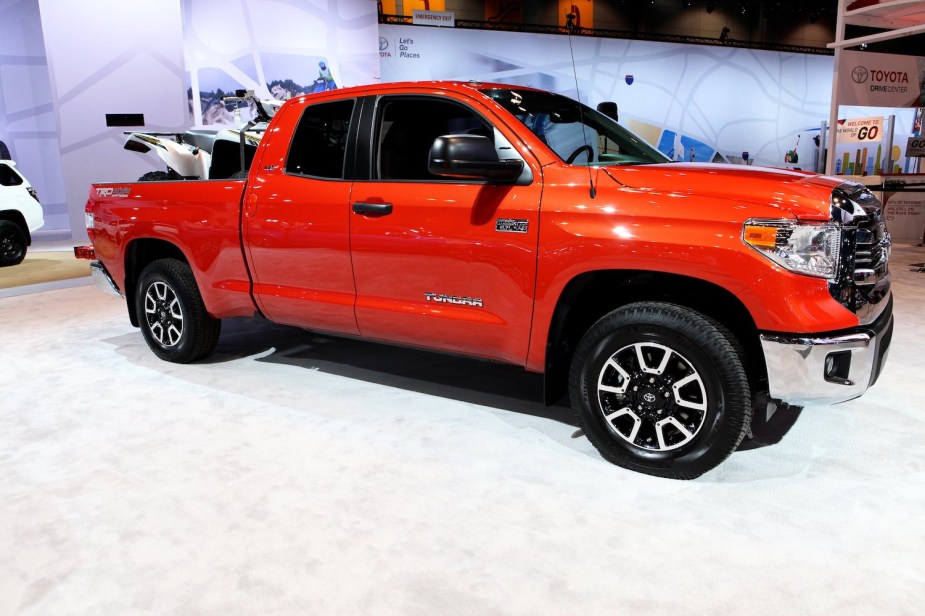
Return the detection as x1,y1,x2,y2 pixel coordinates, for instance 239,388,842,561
0,220,27,266
135,258,220,363
569,302,751,479
138,171,171,181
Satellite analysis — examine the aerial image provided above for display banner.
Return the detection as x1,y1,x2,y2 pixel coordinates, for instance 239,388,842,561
836,117,884,143
181,0,379,127
379,24,833,168
838,49,925,108
883,189,925,241
907,136,925,157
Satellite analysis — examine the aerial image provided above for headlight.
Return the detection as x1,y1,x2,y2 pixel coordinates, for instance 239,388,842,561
743,219,841,279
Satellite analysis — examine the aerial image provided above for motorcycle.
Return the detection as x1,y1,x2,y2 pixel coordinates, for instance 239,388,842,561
124,91,282,181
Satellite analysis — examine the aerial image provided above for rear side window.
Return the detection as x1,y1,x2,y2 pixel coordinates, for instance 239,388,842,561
0,164,23,187
286,99,354,179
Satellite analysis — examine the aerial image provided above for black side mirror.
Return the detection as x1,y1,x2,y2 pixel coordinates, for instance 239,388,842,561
428,134,523,182
597,101,618,122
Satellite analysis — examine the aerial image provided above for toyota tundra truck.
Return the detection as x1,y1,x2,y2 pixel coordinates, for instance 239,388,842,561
75,81,893,479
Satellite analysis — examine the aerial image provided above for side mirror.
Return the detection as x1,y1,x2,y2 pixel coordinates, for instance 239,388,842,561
428,134,523,182
597,101,618,122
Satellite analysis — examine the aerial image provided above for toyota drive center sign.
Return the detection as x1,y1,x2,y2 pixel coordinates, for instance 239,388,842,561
838,49,925,108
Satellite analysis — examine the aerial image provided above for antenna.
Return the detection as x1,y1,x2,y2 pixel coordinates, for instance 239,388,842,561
565,12,596,199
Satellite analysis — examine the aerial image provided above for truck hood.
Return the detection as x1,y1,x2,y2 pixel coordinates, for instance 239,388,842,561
603,163,842,221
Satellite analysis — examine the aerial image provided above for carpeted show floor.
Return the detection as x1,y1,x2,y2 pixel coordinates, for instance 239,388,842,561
0,250,90,290
1,244,923,615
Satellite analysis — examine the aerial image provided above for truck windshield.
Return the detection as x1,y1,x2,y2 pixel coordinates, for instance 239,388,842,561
482,88,668,167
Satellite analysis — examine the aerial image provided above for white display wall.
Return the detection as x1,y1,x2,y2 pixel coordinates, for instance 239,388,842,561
379,24,835,169
37,0,189,240
0,0,68,236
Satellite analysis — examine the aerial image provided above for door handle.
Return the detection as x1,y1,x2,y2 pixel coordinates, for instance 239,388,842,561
352,201,393,216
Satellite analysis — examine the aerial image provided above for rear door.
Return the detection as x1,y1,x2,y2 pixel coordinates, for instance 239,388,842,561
243,96,360,334
348,92,543,365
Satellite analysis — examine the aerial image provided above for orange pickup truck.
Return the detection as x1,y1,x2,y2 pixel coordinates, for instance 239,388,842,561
76,81,893,478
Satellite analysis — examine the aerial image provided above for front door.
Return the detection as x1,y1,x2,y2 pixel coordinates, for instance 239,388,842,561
349,94,542,365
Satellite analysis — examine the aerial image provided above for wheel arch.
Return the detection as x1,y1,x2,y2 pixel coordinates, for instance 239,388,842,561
0,210,32,246
544,270,763,405
124,238,190,327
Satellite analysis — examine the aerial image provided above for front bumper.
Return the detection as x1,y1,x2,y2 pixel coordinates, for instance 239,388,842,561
760,294,893,406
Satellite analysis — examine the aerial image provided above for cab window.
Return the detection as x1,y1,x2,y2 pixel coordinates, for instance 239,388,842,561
286,99,355,179
0,163,23,186
375,98,492,181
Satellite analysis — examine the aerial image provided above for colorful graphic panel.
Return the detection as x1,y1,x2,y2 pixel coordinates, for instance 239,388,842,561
181,0,379,127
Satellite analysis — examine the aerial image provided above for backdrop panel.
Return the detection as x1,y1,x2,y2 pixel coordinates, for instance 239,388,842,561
181,0,380,127
379,25,834,169
0,0,68,237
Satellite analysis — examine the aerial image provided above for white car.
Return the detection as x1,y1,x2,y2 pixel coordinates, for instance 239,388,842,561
0,160,44,266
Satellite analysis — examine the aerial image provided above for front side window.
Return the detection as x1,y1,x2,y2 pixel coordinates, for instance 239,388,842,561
286,99,354,179
376,97,494,181
0,163,23,187
482,88,668,166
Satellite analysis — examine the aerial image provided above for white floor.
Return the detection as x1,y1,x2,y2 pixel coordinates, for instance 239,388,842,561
2,245,924,616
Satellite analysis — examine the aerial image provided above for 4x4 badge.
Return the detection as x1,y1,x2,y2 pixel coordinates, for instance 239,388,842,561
496,218,528,233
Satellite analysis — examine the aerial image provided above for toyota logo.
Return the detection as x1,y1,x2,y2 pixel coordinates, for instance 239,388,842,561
851,66,869,84
379,37,389,51
643,392,657,403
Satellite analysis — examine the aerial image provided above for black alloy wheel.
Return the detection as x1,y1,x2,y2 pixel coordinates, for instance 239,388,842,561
0,220,27,267
135,258,221,363
569,302,752,479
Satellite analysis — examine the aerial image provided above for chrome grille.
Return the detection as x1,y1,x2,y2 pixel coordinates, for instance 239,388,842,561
853,214,890,286
829,182,892,322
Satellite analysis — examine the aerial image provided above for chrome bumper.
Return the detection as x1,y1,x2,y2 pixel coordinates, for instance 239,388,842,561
760,297,893,406
90,261,122,298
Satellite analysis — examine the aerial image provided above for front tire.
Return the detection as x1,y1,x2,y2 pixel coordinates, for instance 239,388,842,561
0,220,27,266
135,259,220,363
569,302,751,479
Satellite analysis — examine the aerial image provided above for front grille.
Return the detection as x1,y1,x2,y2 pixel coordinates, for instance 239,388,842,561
829,183,892,322
853,210,890,284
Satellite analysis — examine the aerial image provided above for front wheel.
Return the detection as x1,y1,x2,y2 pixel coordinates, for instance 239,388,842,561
0,220,27,266
135,258,220,363
569,302,751,479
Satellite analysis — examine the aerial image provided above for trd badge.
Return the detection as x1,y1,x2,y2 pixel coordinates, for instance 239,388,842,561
495,218,528,233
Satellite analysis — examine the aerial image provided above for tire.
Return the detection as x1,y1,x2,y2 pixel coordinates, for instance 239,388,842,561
138,171,172,181
0,220,27,266
569,302,751,479
135,258,221,363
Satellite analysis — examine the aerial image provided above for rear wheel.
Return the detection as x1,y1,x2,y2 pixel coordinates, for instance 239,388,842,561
0,220,27,266
135,258,220,363
138,171,171,181
569,302,751,479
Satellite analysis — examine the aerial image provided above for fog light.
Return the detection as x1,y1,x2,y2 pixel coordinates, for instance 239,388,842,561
824,351,852,384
